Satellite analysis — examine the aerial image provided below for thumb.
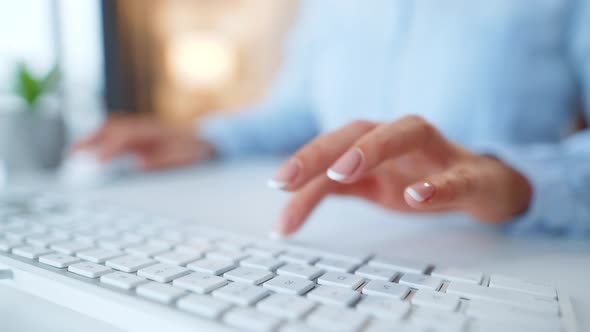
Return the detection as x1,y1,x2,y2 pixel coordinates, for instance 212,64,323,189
403,165,482,211
403,159,531,223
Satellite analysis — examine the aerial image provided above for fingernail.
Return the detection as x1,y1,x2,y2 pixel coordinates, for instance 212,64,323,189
268,231,285,241
267,159,301,189
405,182,435,202
327,148,363,182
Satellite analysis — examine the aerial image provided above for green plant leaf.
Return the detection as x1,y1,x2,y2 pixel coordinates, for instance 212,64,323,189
13,62,60,111
15,62,42,109
40,64,60,92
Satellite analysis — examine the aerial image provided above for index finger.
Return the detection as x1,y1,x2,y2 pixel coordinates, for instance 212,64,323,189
327,115,461,183
267,120,377,191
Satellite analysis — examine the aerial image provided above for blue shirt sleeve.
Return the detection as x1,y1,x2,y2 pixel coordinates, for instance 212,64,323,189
199,0,319,159
474,0,590,236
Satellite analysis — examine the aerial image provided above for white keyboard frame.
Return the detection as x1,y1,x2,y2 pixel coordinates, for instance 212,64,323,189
0,242,580,332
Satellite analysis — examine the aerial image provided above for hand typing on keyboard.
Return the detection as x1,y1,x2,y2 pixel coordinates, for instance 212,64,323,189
267,116,533,236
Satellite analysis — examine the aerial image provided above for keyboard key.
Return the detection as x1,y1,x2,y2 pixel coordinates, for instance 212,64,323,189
361,280,411,300
26,234,68,248
279,251,320,265
398,273,443,290
172,272,228,294
154,250,202,266
469,318,559,332
280,323,324,332
73,232,101,244
431,267,483,285
38,253,80,268
68,262,112,278
136,282,187,304
318,272,364,289
12,246,53,259
408,308,467,332
466,299,563,331
206,249,249,262
105,255,156,273
224,307,283,332
489,274,556,299
212,282,270,306
257,293,317,319
224,267,275,285
98,237,143,250
50,241,92,255
411,289,460,311
263,275,315,295
363,320,407,332
5,228,41,241
243,245,284,258
76,248,124,263
187,258,237,275
306,305,369,332
174,242,210,255
125,244,170,257
100,271,148,290
307,285,361,307
446,281,559,315
0,238,22,252
177,294,233,319
240,257,285,271
369,256,428,274
277,263,324,280
315,258,358,273
356,296,410,321
137,263,190,282
355,265,399,281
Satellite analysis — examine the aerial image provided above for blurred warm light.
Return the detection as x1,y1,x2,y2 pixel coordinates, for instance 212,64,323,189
166,34,237,91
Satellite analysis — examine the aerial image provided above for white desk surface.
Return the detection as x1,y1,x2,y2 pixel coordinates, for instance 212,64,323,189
2,159,589,332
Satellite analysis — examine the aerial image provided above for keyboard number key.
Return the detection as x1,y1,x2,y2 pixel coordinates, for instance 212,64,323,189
38,253,80,268
136,282,187,304
68,262,112,278
100,272,148,290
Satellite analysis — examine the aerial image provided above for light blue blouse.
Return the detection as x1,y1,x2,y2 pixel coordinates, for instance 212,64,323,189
200,0,590,236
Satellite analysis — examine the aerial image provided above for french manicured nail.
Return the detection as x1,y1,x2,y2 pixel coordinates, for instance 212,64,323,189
405,182,435,202
268,231,285,241
267,159,301,189
327,148,363,181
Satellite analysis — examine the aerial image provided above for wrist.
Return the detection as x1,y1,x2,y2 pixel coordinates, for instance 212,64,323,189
484,156,533,219
196,138,216,161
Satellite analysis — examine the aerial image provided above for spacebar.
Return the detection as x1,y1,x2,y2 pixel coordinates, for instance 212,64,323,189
446,282,559,315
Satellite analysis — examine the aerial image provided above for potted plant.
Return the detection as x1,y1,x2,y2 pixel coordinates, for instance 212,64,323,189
0,63,66,171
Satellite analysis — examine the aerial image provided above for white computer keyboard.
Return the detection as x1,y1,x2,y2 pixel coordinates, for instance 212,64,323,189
0,194,575,332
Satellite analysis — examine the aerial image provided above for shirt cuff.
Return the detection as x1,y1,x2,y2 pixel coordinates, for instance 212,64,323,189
472,144,576,235
198,115,244,160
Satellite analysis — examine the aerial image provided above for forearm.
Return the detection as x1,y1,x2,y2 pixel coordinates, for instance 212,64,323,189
198,106,319,159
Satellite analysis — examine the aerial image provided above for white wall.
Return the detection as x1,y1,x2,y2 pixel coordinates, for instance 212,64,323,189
0,0,105,135
0,0,56,92
0,0,103,103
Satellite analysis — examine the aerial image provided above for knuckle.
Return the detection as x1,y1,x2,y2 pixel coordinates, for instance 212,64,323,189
402,114,438,145
346,120,375,132
450,167,478,197
296,140,325,165
401,114,427,127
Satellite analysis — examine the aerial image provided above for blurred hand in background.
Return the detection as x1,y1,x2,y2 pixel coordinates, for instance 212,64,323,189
73,114,214,171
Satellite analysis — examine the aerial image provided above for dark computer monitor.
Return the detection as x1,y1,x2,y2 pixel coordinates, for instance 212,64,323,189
101,0,135,113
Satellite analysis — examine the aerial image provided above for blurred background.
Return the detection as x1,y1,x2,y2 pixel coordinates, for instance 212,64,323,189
0,0,296,176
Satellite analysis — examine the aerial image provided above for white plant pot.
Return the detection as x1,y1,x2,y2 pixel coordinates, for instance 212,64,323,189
0,96,66,171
